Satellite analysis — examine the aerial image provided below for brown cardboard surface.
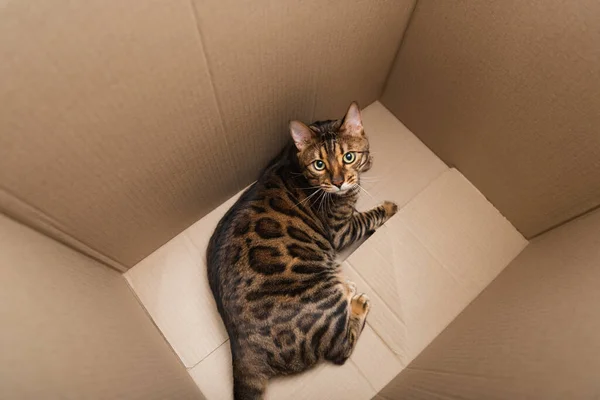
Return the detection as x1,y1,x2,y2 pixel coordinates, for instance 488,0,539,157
378,208,600,400
126,193,242,368
0,0,230,268
0,0,415,268
346,169,526,366
0,215,203,400
382,0,600,238
3,2,599,399
0,187,127,272
190,0,416,183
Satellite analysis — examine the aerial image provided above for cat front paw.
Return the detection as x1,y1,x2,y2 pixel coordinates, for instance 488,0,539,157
382,201,398,218
350,293,370,316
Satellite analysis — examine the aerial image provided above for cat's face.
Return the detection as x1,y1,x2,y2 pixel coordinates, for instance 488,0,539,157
290,102,372,195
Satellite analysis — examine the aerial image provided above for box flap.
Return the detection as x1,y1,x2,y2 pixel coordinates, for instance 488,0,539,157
0,0,415,268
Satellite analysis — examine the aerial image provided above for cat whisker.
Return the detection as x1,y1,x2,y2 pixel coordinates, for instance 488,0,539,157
297,185,322,190
321,185,337,194
317,191,327,214
359,181,380,186
360,176,380,181
356,157,371,170
294,189,321,208
357,184,378,202
312,190,328,210
321,192,329,213
316,189,328,214
326,193,333,216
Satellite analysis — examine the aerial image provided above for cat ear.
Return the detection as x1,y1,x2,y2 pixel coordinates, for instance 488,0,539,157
341,101,363,137
289,120,315,151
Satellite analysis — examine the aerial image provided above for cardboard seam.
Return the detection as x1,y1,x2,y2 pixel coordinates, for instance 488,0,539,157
186,0,242,191
345,263,410,362
126,233,231,369
349,359,379,394
340,220,410,367
188,338,230,371
345,260,410,362
346,259,408,329
406,366,503,381
123,277,192,371
529,202,600,240
395,168,504,290
126,270,227,372
365,318,407,368
404,384,461,400
397,213,465,289
400,205,524,297
443,166,530,241
0,186,127,272
380,0,419,98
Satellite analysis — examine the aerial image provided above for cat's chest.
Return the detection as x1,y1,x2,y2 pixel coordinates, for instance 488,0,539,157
320,197,356,228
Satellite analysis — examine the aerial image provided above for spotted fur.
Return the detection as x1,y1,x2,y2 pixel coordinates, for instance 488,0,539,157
207,102,397,400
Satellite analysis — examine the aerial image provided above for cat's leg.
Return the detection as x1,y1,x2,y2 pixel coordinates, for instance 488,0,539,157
333,201,398,251
232,357,269,400
324,291,371,365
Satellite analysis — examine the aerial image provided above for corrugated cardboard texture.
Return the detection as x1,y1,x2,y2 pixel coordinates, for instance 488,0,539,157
0,0,415,268
378,209,600,400
382,0,600,238
0,214,203,400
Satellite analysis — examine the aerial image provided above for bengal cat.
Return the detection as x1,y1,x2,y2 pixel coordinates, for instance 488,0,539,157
207,102,397,400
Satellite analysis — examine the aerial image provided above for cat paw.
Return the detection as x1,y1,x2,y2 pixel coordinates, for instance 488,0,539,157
351,293,370,316
382,201,398,218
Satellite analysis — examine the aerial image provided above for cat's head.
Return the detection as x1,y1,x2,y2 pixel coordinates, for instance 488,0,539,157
289,102,372,195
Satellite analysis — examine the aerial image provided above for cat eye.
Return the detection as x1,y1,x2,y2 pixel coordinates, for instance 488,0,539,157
343,152,356,164
313,160,326,171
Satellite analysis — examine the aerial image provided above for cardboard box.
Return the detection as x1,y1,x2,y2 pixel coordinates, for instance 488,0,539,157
2,1,600,399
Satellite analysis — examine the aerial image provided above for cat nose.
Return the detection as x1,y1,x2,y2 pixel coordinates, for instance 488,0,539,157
332,177,344,188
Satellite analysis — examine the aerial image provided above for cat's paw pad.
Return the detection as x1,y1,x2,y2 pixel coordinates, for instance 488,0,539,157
351,293,370,316
382,201,398,218
345,280,357,297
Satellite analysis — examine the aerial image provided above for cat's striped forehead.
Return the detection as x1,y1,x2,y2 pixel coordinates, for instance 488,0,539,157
308,119,342,134
312,133,346,159
293,119,367,164
308,120,347,155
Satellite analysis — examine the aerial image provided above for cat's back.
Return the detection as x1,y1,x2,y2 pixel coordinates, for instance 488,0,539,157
206,155,333,304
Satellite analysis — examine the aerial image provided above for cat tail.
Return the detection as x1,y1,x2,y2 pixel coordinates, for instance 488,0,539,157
232,360,268,400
